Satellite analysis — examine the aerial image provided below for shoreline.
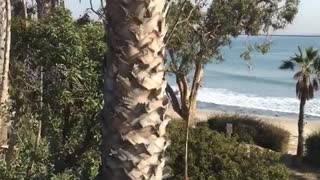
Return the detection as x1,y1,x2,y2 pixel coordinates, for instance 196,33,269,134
197,101,320,121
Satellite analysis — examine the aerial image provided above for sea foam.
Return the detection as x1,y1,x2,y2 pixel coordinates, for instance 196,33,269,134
172,86,320,117
197,88,320,117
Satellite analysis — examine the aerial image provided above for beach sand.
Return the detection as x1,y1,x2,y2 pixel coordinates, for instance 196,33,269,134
167,108,320,155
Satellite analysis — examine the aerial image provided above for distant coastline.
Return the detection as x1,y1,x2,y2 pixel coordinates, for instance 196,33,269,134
197,101,320,122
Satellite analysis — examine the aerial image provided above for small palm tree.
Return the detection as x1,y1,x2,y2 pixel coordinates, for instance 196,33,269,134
280,46,320,157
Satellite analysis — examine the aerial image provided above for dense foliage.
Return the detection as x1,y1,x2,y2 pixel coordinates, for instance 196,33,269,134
0,9,104,179
206,115,290,153
305,131,320,166
167,120,289,180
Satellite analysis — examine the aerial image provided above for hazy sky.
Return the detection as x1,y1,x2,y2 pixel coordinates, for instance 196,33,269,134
66,0,320,35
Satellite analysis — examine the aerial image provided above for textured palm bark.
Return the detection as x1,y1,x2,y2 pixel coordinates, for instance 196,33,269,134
100,0,170,179
0,0,11,147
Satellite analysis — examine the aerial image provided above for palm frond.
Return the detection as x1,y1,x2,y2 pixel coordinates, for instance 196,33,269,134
312,77,319,91
313,57,320,72
306,47,318,61
296,81,302,99
292,47,303,63
291,56,303,63
293,71,303,80
289,47,320,101
298,46,303,57
298,46,303,56
279,60,295,70
307,84,314,100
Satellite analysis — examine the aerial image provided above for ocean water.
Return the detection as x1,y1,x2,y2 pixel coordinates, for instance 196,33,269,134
167,36,320,117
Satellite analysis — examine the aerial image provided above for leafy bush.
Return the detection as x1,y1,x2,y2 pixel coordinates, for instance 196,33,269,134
206,114,290,152
0,8,103,179
305,131,320,166
167,120,289,180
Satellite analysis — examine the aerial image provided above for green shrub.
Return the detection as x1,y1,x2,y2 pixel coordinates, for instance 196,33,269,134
167,120,289,180
0,9,102,179
207,114,290,152
305,131,320,166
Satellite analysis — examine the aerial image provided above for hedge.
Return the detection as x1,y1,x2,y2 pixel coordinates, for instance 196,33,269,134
305,131,320,166
206,114,290,152
166,120,289,180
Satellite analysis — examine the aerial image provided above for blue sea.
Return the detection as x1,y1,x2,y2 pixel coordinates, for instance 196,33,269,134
167,36,320,118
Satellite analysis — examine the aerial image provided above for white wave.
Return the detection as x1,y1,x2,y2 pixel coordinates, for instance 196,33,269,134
172,86,320,117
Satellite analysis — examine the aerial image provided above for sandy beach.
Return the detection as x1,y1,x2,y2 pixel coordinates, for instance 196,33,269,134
167,107,320,155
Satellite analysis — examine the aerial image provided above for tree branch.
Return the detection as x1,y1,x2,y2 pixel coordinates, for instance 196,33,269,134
175,6,196,27
88,0,106,21
166,83,185,119
166,4,198,45
168,49,178,72
165,0,188,45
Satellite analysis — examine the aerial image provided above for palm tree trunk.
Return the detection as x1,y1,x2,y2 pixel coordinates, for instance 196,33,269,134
99,0,170,179
297,96,306,157
0,0,11,147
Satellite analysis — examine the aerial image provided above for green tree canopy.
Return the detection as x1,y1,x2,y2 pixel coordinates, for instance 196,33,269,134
166,0,299,120
1,8,105,179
